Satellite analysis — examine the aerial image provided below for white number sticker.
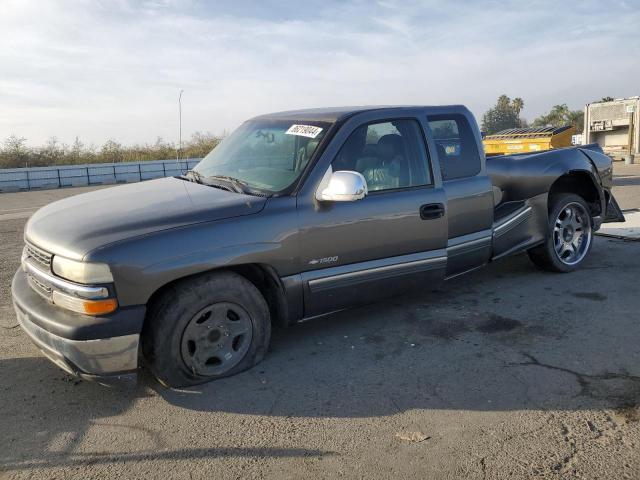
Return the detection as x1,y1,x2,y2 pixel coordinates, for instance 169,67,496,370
285,124,323,139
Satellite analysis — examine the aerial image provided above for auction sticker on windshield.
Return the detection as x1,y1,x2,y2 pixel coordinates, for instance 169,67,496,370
285,124,323,138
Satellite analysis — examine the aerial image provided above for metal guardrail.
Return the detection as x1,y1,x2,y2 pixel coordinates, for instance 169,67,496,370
0,158,202,192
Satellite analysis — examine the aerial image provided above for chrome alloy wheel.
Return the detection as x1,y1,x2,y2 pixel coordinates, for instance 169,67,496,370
180,302,253,376
553,202,592,266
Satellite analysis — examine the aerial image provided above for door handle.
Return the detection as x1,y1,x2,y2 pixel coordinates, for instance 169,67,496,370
420,203,445,220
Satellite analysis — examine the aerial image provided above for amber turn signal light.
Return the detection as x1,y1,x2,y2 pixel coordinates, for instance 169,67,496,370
52,291,118,315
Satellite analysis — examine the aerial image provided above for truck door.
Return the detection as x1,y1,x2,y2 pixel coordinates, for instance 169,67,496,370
296,116,448,317
426,113,494,278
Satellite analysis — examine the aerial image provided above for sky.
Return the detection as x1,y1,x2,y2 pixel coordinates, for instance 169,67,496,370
1,0,639,147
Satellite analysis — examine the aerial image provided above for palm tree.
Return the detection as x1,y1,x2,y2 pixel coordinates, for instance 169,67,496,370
497,95,511,109
511,98,524,115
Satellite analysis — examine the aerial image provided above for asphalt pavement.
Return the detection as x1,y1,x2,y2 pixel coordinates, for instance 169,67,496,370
0,165,639,479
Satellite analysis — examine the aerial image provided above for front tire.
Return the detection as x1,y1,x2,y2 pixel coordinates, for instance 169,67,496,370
142,271,271,388
528,193,593,273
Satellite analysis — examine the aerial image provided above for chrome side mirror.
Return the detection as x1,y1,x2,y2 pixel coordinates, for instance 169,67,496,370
316,169,368,202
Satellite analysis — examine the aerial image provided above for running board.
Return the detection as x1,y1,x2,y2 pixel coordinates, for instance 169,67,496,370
493,206,533,238
491,203,538,260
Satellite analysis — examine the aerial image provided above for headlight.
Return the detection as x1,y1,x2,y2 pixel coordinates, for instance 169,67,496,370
52,256,113,284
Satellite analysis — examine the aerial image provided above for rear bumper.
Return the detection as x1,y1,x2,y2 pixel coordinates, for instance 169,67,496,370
12,269,144,384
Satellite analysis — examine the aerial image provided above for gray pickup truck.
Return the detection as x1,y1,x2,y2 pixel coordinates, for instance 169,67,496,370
12,105,624,387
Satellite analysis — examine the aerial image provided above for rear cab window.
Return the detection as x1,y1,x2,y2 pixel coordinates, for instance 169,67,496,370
427,114,481,180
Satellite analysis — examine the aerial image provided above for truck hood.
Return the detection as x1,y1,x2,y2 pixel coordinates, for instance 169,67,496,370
25,177,267,260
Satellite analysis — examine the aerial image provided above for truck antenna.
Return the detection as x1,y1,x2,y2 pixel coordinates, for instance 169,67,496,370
177,89,184,172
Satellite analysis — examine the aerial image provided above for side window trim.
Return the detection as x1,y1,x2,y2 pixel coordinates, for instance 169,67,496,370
366,183,435,196
416,117,436,188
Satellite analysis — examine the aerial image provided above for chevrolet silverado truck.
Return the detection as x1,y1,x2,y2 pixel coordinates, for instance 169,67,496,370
12,106,625,387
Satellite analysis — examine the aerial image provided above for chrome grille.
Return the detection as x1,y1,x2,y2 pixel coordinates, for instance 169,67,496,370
28,273,53,300
25,242,52,270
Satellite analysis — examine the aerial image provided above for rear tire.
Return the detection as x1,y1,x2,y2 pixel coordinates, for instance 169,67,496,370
142,271,271,388
528,193,593,273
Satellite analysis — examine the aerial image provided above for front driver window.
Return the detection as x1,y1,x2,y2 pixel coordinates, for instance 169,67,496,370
332,119,431,192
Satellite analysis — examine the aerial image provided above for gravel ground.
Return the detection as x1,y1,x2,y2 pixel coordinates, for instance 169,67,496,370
0,166,639,479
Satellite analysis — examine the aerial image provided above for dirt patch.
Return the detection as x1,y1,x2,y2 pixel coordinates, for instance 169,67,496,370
364,334,385,345
571,292,608,301
613,405,640,424
477,314,522,334
418,318,472,340
407,311,525,340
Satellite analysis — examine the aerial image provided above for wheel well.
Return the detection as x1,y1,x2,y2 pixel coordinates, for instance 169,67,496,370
144,264,289,331
227,264,289,328
548,171,601,216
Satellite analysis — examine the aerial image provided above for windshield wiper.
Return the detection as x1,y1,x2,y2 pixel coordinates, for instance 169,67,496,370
183,170,236,193
183,170,252,195
205,175,249,194
183,169,203,183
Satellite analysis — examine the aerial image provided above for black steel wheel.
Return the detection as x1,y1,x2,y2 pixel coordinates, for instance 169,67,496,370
142,271,271,388
180,302,253,377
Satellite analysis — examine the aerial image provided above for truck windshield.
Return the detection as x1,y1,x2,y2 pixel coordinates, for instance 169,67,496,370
193,119,331,194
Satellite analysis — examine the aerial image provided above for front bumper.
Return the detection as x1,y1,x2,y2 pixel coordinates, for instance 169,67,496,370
12,269,145,384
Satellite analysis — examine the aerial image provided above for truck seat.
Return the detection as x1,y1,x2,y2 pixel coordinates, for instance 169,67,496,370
356,149,399,191
356,134,410,191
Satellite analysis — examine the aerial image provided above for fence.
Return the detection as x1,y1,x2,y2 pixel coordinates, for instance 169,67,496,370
0,158,202,192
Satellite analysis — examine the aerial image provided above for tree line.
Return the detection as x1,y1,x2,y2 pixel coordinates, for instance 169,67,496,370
481,95,615,136
0,132,221,169
1,95,615,169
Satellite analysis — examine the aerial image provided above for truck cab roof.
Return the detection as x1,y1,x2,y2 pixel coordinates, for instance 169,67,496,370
250,105,471,123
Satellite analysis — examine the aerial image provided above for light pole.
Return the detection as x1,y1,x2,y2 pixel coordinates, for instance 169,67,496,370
177,89,184,169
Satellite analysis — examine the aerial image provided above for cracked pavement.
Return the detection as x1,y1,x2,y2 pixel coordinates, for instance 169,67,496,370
1,166,639,479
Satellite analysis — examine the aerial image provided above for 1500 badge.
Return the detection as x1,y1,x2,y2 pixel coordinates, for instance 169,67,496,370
308,256,339,265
